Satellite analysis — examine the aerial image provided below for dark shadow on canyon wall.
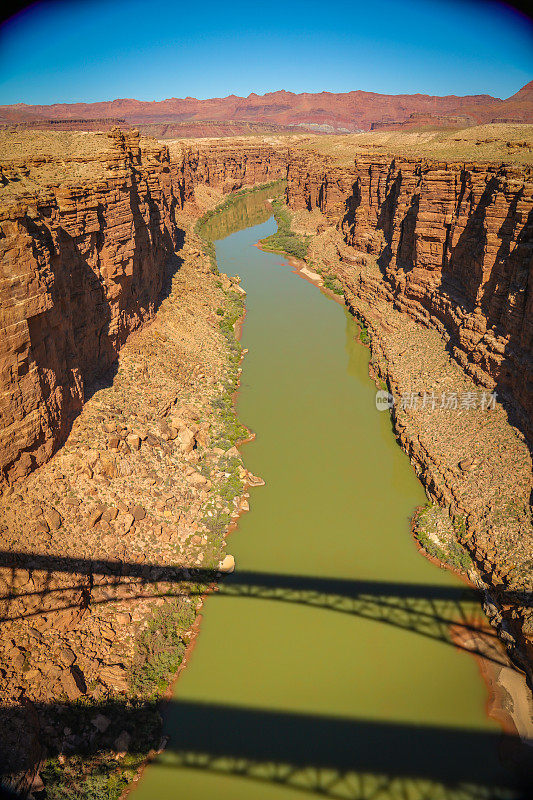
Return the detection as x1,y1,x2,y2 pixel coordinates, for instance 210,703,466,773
376,167,402,266
440,176,499,311
340,165,533,454
439,179,533,453
4,182,185,484
482,205,533,451
1,698,531,799
1,550,530,668
395,191,420,272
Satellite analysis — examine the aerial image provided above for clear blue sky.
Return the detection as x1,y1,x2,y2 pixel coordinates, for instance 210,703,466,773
0,0,531,105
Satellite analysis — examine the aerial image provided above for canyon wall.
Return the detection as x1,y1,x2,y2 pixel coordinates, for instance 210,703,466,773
1,129,532,488
0,129,181,483
286,155,533,446
0,133,289,485
170,140,289,202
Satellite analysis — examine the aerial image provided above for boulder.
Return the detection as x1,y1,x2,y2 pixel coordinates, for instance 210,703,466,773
126,433,141,451
218,554,235,573
170,416,186,431
121,512,135,533
132,504,146,521
114,730,131,756
91,714,111,733
102,506,119,522
60,666,86,700
88,507,103,527
189,472,208,487
100,454,116,478
57,646,76,667
43,507,62,530
178,427,196,453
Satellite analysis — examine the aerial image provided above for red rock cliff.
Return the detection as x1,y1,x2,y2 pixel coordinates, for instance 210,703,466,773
0,132,290,485
286,154,533,445
2,130,531,486
0,129,181,483
169,139,289,202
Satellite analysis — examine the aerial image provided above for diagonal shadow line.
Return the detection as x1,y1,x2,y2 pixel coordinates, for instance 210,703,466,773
0,549,490,600
0,583,506,666
0,550,524,669
0,569,486,619
1,699,531,797
141,754,519,800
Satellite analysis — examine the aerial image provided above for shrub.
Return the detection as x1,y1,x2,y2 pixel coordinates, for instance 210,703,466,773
260,197,310,259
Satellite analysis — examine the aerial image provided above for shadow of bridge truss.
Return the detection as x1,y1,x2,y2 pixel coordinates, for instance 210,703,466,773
1,552,532,798
1,699,532,799
1,549,530,668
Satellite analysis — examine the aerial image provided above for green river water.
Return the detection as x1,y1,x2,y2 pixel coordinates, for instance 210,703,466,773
134,190,522,800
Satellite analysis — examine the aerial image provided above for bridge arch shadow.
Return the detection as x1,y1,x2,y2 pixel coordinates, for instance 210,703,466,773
1,699,532,799
0,550,529,670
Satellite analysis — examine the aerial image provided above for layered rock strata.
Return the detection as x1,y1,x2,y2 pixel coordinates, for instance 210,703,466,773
3,130,532,490
286,154,533,448
0,129,181,483
1,127,533,793
284,156,533,676
168,139,289,205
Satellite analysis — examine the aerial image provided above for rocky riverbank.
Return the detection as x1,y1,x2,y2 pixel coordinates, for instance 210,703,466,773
1,126,532,796
293,210,531,677
0,194,260,798
258,196,533,749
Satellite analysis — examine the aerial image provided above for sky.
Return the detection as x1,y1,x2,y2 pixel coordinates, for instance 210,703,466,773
0,0,531,105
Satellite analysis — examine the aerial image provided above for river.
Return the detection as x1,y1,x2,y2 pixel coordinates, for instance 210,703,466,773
133,188,522,800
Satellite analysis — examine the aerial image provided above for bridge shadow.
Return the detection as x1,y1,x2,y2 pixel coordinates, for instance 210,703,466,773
1,550,529,669
1,699,532,798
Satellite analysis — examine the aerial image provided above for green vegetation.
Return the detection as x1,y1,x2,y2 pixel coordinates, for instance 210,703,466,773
412,503,472,572
260,196,311,260
358,322,371,345
210,290,249,450
130,601,196,699
41,758,134,800
199,452,244,555
195,180,286,273
40,704,161,800
452,515,468,541
306,260,344,296
321,272,344,296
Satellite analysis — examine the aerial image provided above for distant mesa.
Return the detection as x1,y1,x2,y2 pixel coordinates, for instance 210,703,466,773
0,82,531,136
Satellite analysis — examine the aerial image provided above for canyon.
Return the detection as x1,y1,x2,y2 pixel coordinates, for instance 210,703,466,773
1,127,531,487
0,123,532,796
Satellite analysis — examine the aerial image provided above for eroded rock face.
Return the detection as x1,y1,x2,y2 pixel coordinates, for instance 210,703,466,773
0,129,182,483
170,140,289,203
0,133,290,486
286,154,533,445
2,130,532,488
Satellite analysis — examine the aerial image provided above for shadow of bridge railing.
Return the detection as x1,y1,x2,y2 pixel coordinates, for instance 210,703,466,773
1,550,531,668
1,699,532,799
